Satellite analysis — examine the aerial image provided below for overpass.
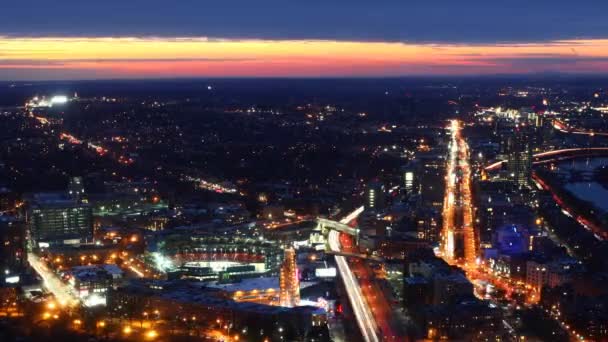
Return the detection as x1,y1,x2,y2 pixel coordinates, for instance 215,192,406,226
317,217,359,236
485,147,608,171
325,250,384,263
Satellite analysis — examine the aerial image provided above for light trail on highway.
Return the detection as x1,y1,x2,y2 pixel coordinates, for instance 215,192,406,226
339,233,401,341
328,205,380,342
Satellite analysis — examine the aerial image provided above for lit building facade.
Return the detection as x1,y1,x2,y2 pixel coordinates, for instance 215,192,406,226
28,194,93,247
505,129,532,187
365,181,386,211
108,279,325,341
65,264,123,307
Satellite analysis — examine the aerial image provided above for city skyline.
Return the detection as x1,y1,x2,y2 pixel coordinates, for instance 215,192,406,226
3,69,608,342
1,2,608,341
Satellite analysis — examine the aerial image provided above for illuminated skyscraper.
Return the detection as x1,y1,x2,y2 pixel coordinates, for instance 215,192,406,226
279,248,300,307
402,163,419,198
506,129,532,187
365,181,385,211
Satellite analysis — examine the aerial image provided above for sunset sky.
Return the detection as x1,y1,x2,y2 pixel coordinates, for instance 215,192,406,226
2,0,608,80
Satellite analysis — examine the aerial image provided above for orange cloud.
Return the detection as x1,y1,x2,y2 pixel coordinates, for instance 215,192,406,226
1,37,608,79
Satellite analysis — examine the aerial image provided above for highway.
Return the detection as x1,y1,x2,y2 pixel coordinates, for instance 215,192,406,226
328,206,381,342
339,233,402,341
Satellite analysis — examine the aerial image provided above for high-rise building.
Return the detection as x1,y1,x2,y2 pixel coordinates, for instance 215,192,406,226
28,193,93,248
402,163,419,198
506,129,532,187
279,248,300,307
365,181,386,211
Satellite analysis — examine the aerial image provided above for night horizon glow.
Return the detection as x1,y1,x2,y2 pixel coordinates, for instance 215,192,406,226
2,36,608,80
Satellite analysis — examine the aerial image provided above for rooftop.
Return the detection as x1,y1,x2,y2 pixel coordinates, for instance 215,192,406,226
207,277,279,293
69,264,123,281
115,279,322,316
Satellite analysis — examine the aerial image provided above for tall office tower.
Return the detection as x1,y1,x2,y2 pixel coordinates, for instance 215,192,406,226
279,248,300,307
506,129,532,187
28,193,93,248
365,181,386,211
402,163,418,198
67,176,86,202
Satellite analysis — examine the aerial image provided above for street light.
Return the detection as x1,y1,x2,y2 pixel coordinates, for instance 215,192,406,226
146,330,158,339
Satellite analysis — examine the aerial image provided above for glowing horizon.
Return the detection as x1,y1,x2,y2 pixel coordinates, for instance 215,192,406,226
2,36,608,80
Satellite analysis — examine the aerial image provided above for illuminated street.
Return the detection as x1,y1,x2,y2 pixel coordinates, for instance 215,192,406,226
441,119,476,265
27,253,79,307
442,120,541,305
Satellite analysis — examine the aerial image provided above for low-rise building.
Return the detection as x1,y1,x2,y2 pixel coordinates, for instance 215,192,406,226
64,264,123,306
108,279,326,340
